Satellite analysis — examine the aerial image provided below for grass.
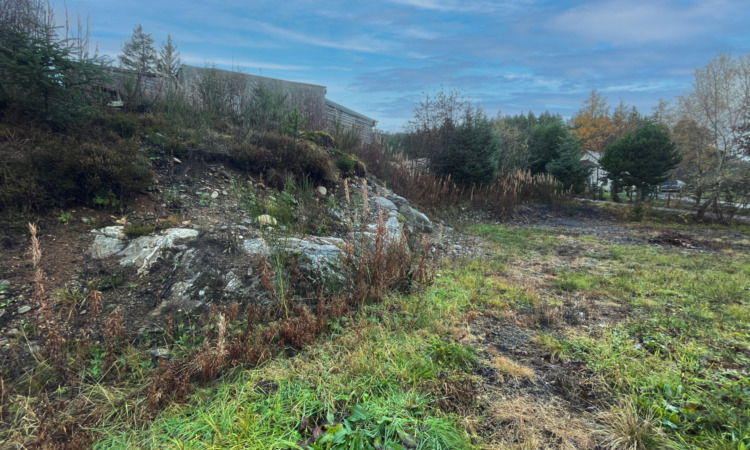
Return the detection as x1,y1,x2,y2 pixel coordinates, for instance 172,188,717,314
93,269,491,448
472,224,750,448
3,215,748,449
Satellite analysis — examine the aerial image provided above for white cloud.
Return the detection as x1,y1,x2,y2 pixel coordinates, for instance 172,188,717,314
550,0,732,46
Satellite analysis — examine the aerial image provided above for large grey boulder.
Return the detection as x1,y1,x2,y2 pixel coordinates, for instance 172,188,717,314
90,226,127,259
118,228,199,274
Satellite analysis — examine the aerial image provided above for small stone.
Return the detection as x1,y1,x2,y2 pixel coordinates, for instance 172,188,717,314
27,342,41,355
0,280,9,287
6,328,20,337
328,209,341,221
150,348,171,361
80,309,87,315
182,221,190,226
81,217,90,223
173,157,182,164
211,191,219,199
316,186,327,196
221,226,228,230
0,338,8,346
222,190,229,196
236,225,248,231
17,305,31,314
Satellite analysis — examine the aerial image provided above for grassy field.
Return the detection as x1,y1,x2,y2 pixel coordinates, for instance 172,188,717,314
3,220,748,449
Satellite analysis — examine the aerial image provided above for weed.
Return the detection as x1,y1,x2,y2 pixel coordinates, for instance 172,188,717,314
124,223,155,238
599,398,666,450
428,338,478,371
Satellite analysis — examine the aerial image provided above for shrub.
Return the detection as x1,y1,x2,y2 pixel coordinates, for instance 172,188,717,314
0,126,152,211
228,132,336,187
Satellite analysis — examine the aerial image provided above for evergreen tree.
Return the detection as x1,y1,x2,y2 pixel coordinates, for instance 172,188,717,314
0,28,108,127
545,134,591,194
600,120,681,201
435,107,501,186
528,113,567,174
118,24,156,91
157,34,180,87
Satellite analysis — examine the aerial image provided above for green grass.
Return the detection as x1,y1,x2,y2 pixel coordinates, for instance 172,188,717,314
93,263,494,449
471,224,750,448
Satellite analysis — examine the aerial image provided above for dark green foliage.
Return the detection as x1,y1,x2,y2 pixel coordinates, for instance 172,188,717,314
545,134,591,194
528,113,568,174
0,28,109,128
601,120,681,201
433,108,501,186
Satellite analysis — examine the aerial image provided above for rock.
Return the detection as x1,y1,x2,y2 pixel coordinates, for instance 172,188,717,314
222,190,229,196
150,348,171,361
17,305,31,314
241,236,347,290
211,190,219,199
385,216,403,241
93,225,126,240
118,228,199,274
372,197,397,212
90,235,125,259
398,204,433,233
6,328,20,337
0,280,8,287
316,186,327,196
409,207,433,233
328,209,342,221
243,238,269,257
81,217,90,223
173,157,182,164
26,342,41,355
0,338,8,346
257,215,278,227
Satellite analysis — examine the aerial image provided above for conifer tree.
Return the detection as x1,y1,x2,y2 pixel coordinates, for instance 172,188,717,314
118,24,156,91
157,34,180,87
600,120,681,201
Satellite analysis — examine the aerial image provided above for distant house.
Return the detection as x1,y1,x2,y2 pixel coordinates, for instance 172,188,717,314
580,150,606,188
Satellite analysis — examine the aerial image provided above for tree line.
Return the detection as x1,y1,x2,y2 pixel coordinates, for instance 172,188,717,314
394,54,750,218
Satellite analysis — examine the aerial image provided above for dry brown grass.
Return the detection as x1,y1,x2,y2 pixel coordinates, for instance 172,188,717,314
598,398,667,450
487,395,597,449
492,356,534,381
356,139,569,218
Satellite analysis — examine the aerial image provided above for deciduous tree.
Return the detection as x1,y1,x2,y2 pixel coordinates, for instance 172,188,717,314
571,89,618,154
678,52,750,219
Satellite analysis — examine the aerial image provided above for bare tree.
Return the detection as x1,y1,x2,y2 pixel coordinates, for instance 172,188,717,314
678,52,750,219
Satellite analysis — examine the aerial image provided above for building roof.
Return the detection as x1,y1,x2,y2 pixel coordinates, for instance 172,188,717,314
178,64,327,97
326,99,376,125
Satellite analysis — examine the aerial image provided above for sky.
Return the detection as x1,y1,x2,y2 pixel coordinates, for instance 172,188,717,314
50,0,750,131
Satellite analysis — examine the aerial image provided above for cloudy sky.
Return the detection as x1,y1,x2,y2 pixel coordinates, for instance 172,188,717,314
51,0,750,130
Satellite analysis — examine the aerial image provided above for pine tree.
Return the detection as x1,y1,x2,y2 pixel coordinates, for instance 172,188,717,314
118,24,156,89
545,134,591,194
600,120,681,201
157,34,180,87
435,107,501,186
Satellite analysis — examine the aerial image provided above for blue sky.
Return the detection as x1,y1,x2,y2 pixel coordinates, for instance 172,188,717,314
52,0,750,130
